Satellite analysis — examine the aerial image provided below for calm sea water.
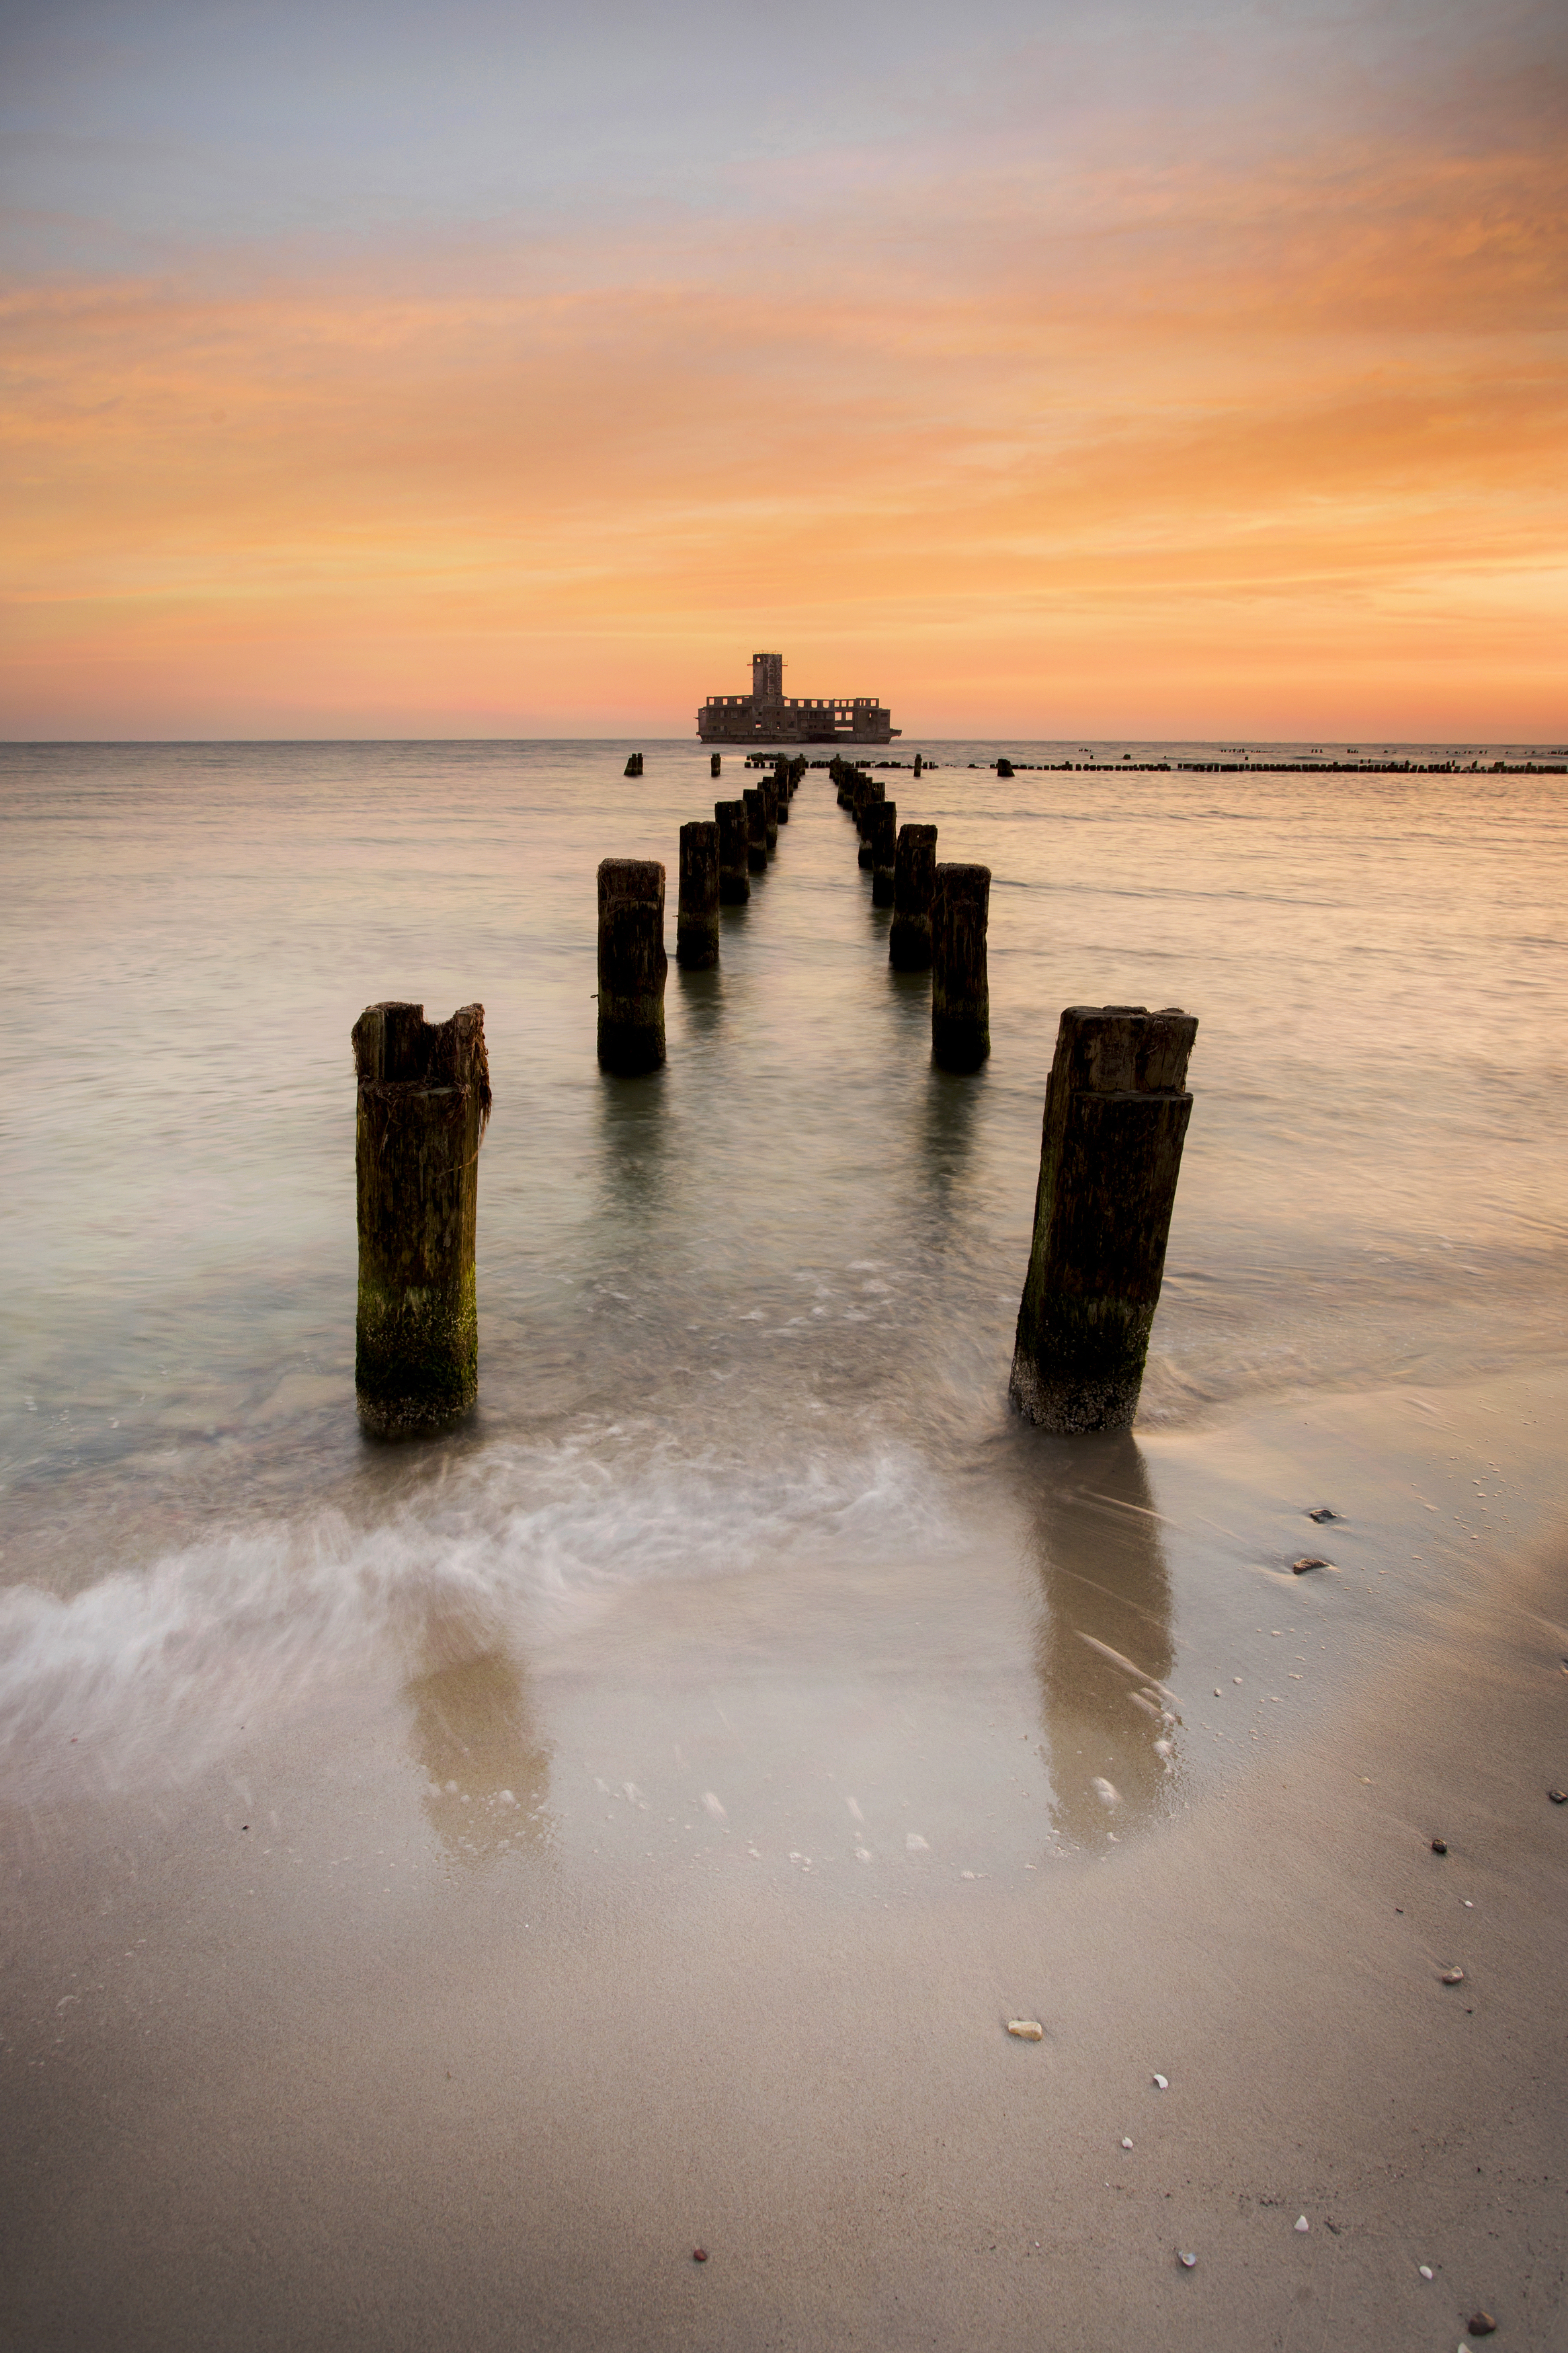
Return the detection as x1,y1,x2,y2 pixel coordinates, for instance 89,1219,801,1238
2,740,1565,1810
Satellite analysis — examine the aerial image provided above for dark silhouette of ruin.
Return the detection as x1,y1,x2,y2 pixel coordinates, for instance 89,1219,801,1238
698,651,899,745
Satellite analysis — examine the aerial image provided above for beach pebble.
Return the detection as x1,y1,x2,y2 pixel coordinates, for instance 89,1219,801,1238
1120,2137,1133,2149
1292,1556,1329,1574
692,2247,708,2263
1468,2316,1497,2336
1294,2215,1310,2233
1432,1838,1448,1853
1440,1966,1465,1985
1307,1507,1338,1523
1549,1789,1567,1804
1007,2019,1044,2040
1178,2250,1197,2268
1153,2073,1169,2089
1419,2266,1434,2280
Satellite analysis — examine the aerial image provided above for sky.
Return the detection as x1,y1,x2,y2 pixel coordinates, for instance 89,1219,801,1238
1,0,1565,738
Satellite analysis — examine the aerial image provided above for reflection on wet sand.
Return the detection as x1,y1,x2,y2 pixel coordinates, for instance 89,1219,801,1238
1023,1433,1178,1846
404,1624,552,1863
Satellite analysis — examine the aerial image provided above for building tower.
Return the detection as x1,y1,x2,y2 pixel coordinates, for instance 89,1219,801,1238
752,652,784,708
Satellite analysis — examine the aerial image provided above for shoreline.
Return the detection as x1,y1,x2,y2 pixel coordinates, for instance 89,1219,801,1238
3,1358,1565,2348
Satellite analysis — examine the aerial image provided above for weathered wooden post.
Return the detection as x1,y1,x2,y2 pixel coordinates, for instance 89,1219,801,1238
889,822,938,969
772,757,790,821
872,800,898,905
857,778,884,868
353,1000,490,1437
710,752,722,779
931,863,990,1070
760,776,780,851
716,798,750,902
996,756,1014,779
597,859,667,1074
914,752,923,778
676,820,720,968
1008,1006,1197,1431
624,752,643,779
743,787,768,872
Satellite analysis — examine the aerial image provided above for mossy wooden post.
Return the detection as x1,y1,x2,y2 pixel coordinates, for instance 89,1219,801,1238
760,776,780,852
871,800,898,905
353,1000,490,1437
716,797,750,903
743,787,768,873
1008,1006,1197,1431
931,863,990,1071
890,822,938,969
676,820,720,969
710,752,722,778
597,859,667,1074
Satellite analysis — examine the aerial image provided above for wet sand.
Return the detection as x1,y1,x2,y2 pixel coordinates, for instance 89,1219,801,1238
3,1367,1566,2352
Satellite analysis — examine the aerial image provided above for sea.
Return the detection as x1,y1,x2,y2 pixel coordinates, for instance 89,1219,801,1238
3,737,1566,1852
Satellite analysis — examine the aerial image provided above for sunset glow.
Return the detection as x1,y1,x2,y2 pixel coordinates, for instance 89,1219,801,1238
3,0,1564,737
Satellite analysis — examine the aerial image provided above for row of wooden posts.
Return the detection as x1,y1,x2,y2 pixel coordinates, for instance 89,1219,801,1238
353,761,1196,1445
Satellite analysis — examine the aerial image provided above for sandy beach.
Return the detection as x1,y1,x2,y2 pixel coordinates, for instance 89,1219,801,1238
5,1362,1565,2351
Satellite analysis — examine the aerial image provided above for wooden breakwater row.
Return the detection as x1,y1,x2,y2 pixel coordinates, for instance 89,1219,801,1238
354,758,1196,1447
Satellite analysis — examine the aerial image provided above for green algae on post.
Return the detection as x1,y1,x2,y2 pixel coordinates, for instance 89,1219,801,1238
352,999,491,1438
1009,1005,1196,1433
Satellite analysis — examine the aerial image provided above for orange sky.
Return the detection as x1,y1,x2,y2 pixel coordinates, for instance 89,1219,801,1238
3,1,1564,737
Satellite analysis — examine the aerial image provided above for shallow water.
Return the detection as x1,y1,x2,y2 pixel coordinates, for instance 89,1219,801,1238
2,740,1565,1805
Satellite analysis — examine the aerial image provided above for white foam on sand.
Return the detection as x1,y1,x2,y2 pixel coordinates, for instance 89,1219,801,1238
0,1423,952,1794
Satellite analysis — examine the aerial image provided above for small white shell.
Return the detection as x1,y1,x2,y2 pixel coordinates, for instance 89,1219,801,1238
1007,2019,1044,2041
1153,2073,1169,2089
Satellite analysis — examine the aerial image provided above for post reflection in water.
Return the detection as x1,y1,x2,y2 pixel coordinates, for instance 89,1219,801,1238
404,1618,552,1864
594,1061,667,1219
921,1062,982,1195
1024,1433,1179,1846
673,960,725,1045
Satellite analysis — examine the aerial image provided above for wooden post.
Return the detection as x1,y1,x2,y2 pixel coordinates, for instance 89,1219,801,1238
624,752,643,778
352,1000,490,1437
676,820,720,968
760,775,780,850
1009,1006,1197,1431
597,859,667,1074
715,798,750,902
743,787,768,872
772,756,790,821
890,823,938,969
931,864,990,1070
871,800,898,905
858,777,884,868
710,752,722,778
914,752,923,778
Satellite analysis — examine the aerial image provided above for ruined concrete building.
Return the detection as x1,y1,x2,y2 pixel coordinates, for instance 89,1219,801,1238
697,652,899,745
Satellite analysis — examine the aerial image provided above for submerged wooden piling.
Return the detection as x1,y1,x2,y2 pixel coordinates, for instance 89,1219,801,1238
871,800,898,905
772,758,790,822
716,798,750,903
760,776,780,851
597,859,667,1074
931,863,990,1070
889,823,938,969
1008,1006,1197,1432
676,820,720,968
353,1000,490,1437
624,752,644,779
743,787,768,872
710,752,722,778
